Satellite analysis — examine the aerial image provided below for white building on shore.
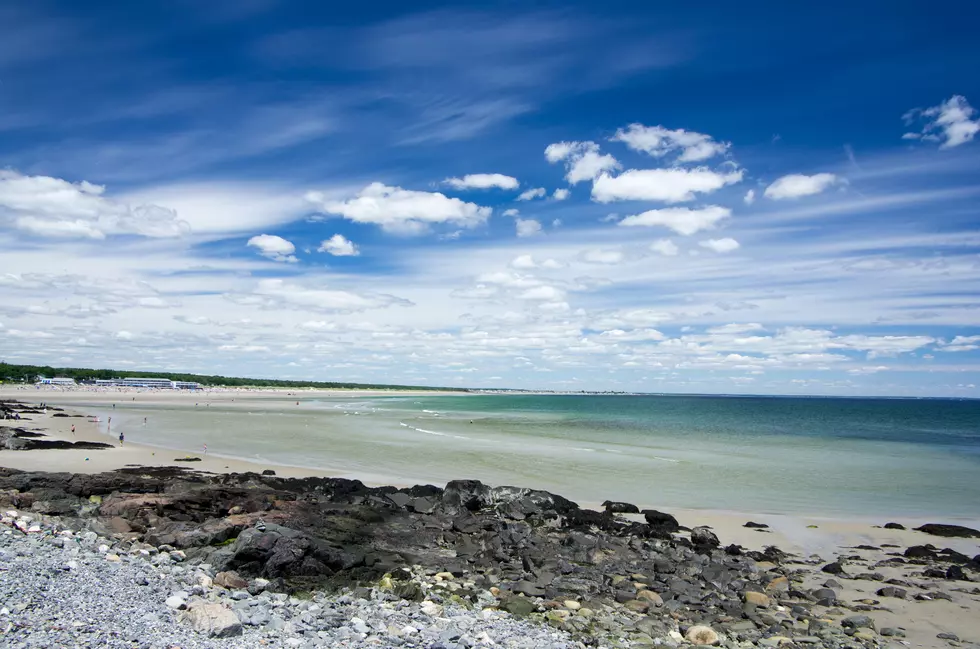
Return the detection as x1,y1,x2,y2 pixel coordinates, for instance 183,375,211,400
93,377,202,390
36,377,77,386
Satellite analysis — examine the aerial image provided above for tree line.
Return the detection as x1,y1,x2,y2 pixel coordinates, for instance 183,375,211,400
0,362,467,392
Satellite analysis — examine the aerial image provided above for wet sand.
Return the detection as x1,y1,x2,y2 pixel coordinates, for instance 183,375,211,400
2,387,979,647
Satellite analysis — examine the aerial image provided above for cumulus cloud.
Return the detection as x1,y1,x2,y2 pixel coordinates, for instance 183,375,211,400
444,173,519,190
247,234,299,262
307,182,490,234
592,167,744,203
744,189,755,205
611,123,731,163
903,95,980,149
597,328,666,342
0,170,190,239
510,255,563,270
545,141,621,184
516,187,546,201
699,237,740,253
649,239,679,256
552,188,570,201
618,206,731,235
502,208,520,217
517,285,565,301
515,218,543,238
764,173,840,200
318,234,359,256
582,249,625,264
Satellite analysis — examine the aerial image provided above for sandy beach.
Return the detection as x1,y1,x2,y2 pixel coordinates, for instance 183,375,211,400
2,386,979,648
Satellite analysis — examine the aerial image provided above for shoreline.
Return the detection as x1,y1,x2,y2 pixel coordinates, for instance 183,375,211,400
2,391,979,558
2,394,979,648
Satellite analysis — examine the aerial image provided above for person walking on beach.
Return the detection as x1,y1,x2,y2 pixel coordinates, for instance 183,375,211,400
118,431,124,446
70,424,75,435
203,443,208,456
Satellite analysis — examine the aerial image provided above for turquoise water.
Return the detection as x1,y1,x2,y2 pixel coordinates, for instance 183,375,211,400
91,393,980,520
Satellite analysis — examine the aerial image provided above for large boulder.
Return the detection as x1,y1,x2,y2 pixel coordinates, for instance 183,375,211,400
915,523,980,538
181,601,242,637
213,523,354,579
691,526,720,549
442,480,492,513
602,500,640,514
641,510,679,537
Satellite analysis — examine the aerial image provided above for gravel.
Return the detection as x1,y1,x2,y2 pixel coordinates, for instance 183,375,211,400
0,513,582,649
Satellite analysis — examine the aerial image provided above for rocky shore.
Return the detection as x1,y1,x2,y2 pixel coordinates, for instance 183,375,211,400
1,466,978,649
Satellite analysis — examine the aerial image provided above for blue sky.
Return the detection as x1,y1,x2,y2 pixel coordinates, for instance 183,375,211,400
1,0,980,396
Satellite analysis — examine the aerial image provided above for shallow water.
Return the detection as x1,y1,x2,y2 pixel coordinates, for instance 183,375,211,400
85,393,980,519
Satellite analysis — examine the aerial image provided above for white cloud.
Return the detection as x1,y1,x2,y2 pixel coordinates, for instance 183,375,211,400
939,335,980,352
744,189,755,205
699,237,740,253
618,206,731,235
307,182,490,234
517,285,565,301
582,249,625,264
318,234,359,256
247,234,299,262
597,328,665,342
502,208,520,217
552,188,570,201
764,173,840,200
903,95,980,149
444,173,519,190
510,255,563,270
516,187,546,201
649,239,679,256
611,123,730,163
545,141,621,184
230,278,411,313
592,167,744,203
619,205,732,236
120,182,310,236
515,218,543,238
0,170,190,239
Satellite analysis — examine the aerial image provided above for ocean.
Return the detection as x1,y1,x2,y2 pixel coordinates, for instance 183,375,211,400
92,393,980,520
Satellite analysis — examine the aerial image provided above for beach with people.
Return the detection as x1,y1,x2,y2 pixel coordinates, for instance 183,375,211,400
1,386,978,648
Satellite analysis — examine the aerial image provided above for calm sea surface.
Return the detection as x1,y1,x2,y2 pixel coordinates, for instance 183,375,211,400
91,394,980,519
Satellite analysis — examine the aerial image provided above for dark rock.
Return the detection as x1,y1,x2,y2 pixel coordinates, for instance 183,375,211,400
880,627,906,637
743,521,769,529
915,523,980,538
691,526,720,550
602,500,639,514
937,632,959,641
876,586,907,598
904,545,937,559
821,562,846,575
640,509,680,536
513,580,546,597
945,565,966,580
811,588,837,604
442,480,492,513
883,522,906,530
261,470,276,476
392,581,423,601
502,597,535,617
841,615,874,630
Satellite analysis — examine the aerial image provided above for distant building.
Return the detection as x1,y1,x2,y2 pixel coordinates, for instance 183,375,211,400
36,377,77,386
93,377,201,390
